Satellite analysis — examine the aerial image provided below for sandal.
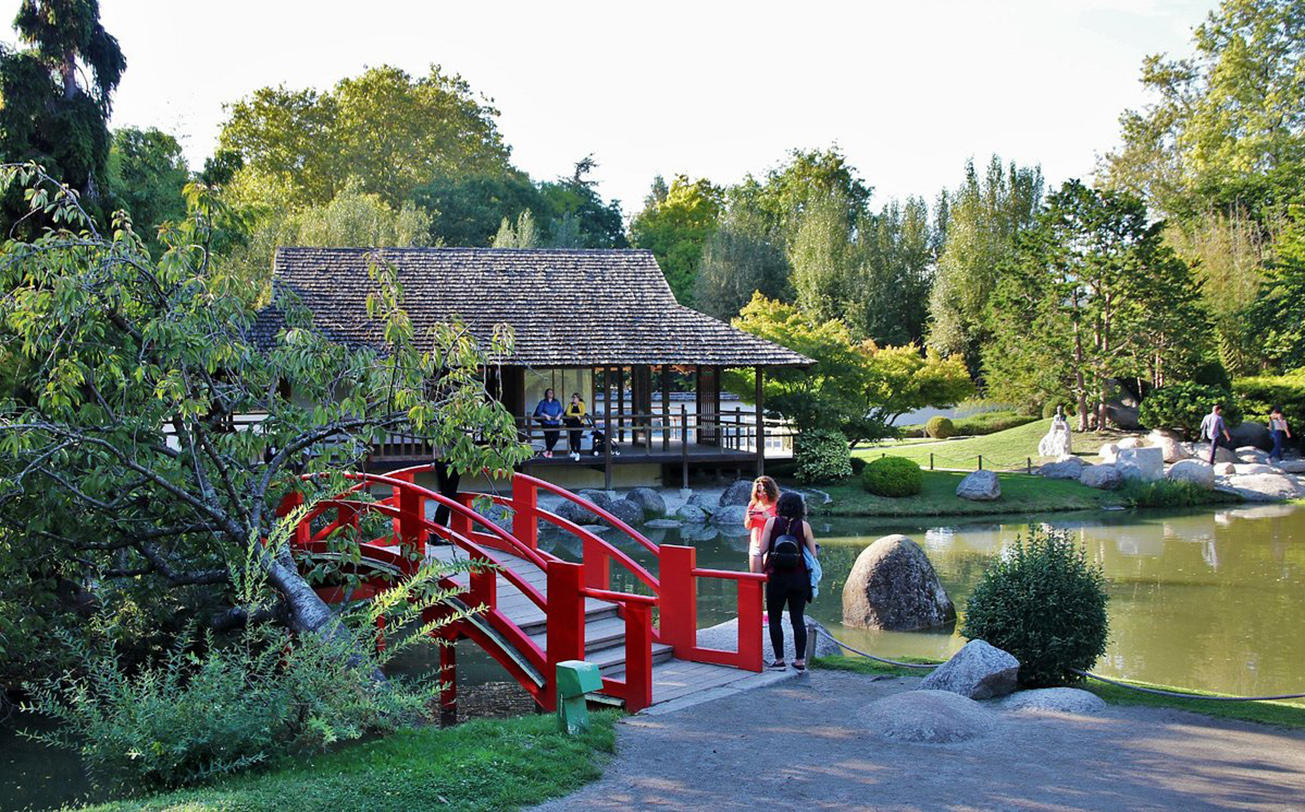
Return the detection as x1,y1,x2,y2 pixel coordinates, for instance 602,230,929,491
791,661,807,672
768,660,787,671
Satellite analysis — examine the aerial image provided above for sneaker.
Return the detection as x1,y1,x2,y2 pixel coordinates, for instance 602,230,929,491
543,451,553,458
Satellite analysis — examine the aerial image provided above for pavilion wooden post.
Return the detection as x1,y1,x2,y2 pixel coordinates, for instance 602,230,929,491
754,366,765,476
661,364,671,452
603,366,613,491
617,366,626,442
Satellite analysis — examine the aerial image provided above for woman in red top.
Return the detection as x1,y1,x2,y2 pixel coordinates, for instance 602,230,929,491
744,476,780,574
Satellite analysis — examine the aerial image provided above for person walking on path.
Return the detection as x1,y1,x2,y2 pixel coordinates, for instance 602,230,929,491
1200,403,1233,465
563,393,587,461
744,476,779,574
1269,406,1292,463
533,388,564,457
760,492,818,672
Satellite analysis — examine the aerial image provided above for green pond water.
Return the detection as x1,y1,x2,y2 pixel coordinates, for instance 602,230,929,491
5,502,1304,810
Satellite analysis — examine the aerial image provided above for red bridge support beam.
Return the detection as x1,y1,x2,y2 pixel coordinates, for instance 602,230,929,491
658,545,697,657
545,560,585,711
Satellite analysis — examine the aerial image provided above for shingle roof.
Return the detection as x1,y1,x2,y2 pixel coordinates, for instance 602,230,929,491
258,248,812,367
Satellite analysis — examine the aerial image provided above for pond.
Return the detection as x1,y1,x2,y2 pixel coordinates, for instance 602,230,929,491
562,503,1305,698
6,502,1303,810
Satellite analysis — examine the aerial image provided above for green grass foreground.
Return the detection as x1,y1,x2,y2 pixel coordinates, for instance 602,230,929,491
812,655,1305,729
814,470,1124,517
72,711,620,812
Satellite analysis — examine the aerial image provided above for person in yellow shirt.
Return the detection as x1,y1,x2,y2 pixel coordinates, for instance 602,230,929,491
564,393,587,461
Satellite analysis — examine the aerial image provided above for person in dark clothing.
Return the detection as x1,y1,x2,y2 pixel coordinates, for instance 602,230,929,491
1200,403,1232,464
760,492,818,672
533,388,564,457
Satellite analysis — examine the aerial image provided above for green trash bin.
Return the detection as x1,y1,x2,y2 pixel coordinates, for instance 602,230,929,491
556,660,602,735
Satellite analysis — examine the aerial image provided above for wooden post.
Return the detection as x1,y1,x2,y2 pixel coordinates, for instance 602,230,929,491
623,603,654,713
978,455,984,471
930,452,934,470
681,404,689,491
754,366,765,476
658,545,697,656
661,364,671,452
512,475,538,550
617,366,626,442
604,367,614,491
439,642,457,727
738,577,764,672
545,560,585,711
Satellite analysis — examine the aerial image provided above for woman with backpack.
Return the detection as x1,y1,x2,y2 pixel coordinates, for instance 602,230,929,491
760,492,818,672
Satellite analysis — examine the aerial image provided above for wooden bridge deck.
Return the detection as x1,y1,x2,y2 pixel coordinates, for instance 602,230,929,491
427,544,760,708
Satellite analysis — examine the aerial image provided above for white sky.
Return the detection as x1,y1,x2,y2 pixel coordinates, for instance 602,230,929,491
2,0,1218,214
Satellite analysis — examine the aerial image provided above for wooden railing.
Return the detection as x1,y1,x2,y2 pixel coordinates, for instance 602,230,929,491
658,545,765,672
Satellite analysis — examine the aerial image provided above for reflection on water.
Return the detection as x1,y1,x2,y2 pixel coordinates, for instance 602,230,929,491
571,505,1305,698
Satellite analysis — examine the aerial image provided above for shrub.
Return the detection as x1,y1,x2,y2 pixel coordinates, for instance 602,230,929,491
961,526,1108,687
861,456,924,497
1137,382,1241,439
794,428,853,483
924,416,955,439
1234,372,1305,440
1041,401,1075,419
952,410,1040,436
849,456,868,475
1115,478,1232,508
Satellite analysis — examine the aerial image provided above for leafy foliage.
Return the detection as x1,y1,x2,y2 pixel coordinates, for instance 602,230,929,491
861,456,923,498
1233,370,1305,436
924,416,955,439
962,526,1109,687
630,174,724,305
1137,381,1240,438
793,428,852,484
106,127,190,255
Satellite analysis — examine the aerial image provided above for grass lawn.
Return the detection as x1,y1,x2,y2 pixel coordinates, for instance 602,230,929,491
812,469,1126,517
856,418,1126,470
73,712,619,812
811,656,1305,729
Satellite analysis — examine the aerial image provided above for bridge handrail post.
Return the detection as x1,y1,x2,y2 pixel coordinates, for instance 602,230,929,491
545,560,585,711
469,554,497,612
512,475,539,551
737,578,764,672
582,535,610,591
658,545,697,656
277,491,311,548
623,602,654,713
397,473,426,559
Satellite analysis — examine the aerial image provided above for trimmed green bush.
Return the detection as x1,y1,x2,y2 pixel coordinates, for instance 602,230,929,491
1138,382,1241,439
961,525,1109,687
849,456,867,475
952,411,1039,436
924,416,955,439
794,428,853,484
861,456,924,497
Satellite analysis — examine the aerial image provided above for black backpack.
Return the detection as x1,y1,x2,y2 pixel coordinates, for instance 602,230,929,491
768,518,804,573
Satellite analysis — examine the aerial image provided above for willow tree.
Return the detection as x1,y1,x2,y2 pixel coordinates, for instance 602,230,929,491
0,166,528,635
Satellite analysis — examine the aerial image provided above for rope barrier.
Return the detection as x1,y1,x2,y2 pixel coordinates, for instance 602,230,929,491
1071,669,1305,702
816,629,1305,701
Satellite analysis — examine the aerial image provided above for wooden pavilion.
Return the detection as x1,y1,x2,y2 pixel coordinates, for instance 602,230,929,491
263,247,811,488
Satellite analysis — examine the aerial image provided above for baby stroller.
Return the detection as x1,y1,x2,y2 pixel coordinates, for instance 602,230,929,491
590,426,620,457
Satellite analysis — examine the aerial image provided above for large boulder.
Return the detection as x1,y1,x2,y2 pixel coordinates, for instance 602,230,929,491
711,504,749,528
685,492,716,512
1236,447,1271,465
674,503,709,523
1079,464,1122,490
1214,462,1237,475
842,535,956,631
1277,459,1305,474
1038,457,1086,480
918,639,1019,700
625,487,667,519
1167,459,1215,490
604,498,646,528
1148,429,1191,463
1097,443,1120,464
554,498,598,526
860,690,996,744
1117,447,1164,482
956,470,1001,501
1116,436,1141,450
577,489,613,511
1106,403,1141,430
1230,421,1273,451
1213,444,1239,463
1221,473,1304,502
1233,463,1275,475
1000,688,1107,715
718,480,753,507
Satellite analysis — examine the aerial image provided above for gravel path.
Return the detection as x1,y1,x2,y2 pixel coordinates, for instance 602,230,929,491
533,671,1305,811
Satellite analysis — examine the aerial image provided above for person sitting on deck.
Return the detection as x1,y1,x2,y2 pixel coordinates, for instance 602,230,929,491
564,393,587,462
533,388,564,458
760,492,818,672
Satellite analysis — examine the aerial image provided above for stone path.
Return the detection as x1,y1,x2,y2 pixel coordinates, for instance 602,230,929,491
532,671,1305,811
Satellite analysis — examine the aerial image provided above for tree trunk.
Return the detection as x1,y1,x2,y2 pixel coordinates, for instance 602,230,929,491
1073,321,1089,433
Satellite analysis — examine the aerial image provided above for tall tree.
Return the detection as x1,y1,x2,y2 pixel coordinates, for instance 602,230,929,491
106,127,190,255
413,171,545,246
927,156,1044,376
0,0,125,226
849,196,935,346
537,156,626,249
629,174,724,305
694,203,789,320
788,189,854,325
218,65,512,208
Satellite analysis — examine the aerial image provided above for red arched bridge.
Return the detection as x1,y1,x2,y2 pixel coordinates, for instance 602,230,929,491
279,464,767,714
